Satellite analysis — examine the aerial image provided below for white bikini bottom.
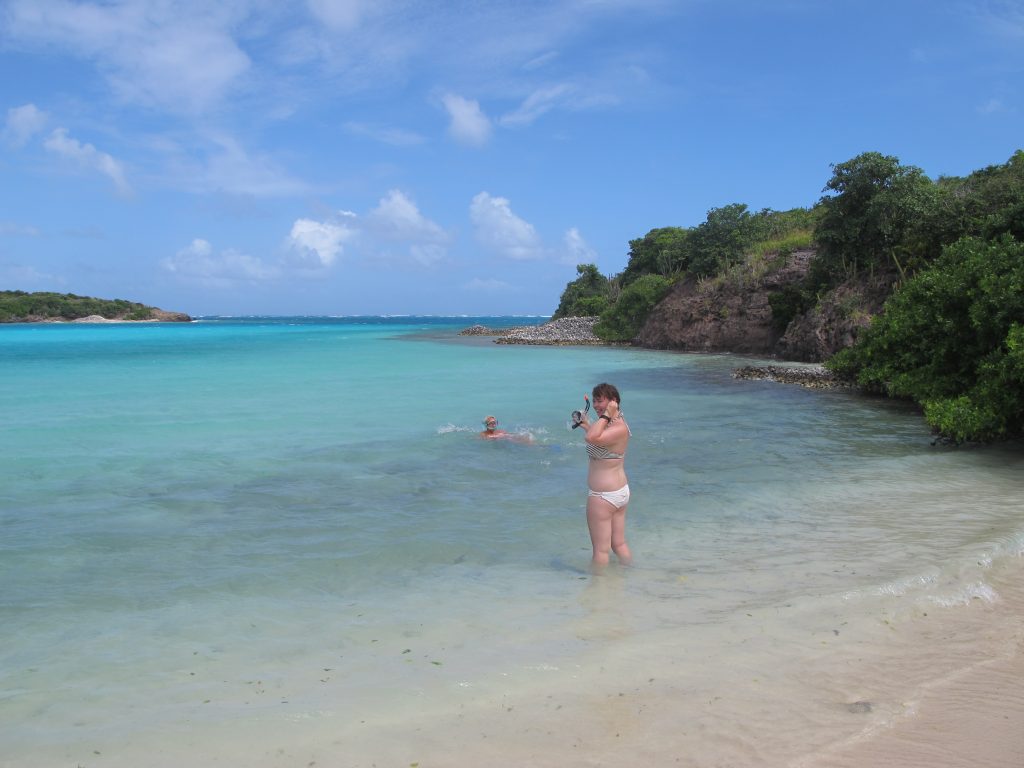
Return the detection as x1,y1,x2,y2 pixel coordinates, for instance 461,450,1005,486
587,484,630,509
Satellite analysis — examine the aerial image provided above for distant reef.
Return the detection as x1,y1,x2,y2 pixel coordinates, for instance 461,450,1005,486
0,291,192,323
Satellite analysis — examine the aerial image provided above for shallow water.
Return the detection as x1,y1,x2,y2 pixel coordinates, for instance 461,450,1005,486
1,317,1021,767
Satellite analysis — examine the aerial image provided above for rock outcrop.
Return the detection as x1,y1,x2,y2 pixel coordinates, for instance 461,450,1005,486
774,273,896,361
459,324,500,335
494,316,602,345
732,364,854,389
635,248,896,363
635,249,813,355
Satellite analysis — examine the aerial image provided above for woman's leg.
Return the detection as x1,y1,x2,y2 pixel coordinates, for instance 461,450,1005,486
586,494,614,566
610,504,632,565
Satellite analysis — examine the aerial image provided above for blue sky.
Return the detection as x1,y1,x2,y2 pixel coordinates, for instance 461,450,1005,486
1,0,1022,316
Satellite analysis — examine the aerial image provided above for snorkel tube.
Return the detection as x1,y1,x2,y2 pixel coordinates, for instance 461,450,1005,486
570,395,591,429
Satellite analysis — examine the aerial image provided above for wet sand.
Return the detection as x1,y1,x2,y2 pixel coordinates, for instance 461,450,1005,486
821,638,1024,768
806,565,1024,768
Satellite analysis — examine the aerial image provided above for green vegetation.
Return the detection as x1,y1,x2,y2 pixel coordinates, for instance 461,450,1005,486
828,236,1024,441
593,274,672,341
0,291,158,322
551,264,613,319
552,148,1024,442
553,206,815,338
819,150,1024,441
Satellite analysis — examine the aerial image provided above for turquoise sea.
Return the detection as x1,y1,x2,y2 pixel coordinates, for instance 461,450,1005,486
1,317,1022,767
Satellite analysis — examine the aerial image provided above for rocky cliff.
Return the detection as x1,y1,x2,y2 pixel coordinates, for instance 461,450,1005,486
635,248,896,362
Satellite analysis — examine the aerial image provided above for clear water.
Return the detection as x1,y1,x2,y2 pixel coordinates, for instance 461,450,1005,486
1,317,1022,767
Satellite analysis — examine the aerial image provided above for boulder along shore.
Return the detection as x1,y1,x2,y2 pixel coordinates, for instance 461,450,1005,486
460,316,605,345
732,364,855,389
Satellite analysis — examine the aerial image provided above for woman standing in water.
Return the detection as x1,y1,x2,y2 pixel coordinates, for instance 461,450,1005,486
580,382,632,567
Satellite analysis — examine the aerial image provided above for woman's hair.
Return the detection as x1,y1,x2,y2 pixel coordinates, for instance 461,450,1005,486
592,382,620,403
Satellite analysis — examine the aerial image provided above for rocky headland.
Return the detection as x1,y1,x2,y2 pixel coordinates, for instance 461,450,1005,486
1,291,192,323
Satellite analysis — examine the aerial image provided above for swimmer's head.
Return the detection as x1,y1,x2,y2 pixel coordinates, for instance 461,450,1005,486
483,416,498,431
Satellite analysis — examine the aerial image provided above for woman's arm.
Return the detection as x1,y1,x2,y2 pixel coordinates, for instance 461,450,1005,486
585,400,623,444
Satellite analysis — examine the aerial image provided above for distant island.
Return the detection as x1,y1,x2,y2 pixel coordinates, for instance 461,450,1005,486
0,291,192,323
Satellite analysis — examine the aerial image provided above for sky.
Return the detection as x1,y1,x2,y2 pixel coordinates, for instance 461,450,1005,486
1,0,1022,317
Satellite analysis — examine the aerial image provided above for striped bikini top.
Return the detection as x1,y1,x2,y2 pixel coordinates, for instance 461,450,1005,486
586,421,631,460
587,443,625,460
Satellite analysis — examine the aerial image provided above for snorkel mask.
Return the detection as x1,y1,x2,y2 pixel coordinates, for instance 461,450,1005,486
570,395,591,429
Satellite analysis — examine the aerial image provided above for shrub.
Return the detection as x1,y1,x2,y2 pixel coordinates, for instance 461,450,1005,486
552,264,611,319
826,235,1024,440
594,274,672,341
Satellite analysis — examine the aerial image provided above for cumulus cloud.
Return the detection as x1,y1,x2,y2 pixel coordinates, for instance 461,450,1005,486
287,215,358,269
442,93,492,146
563,227,596,265
43,128,131,196
3,0,250,115
470,192,543,260
365,189,449,264
3,103,48,147
286,192,450,268
162,238,277,286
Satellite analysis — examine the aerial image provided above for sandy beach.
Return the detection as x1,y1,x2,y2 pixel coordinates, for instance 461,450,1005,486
801,564,1024,768
817,639,1024,768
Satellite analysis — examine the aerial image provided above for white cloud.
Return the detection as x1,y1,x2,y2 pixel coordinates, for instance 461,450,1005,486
470,192,544,260
200,134,313,197
442,93,492,146
523,51,559,71
43,128,132,196
3,0,250,115
367,190,447,242
287,192,449,268
163,238,277,286
287,216,357,269
499,83,575,127
562,227,596,265
3,103,48,147
343,121,426,146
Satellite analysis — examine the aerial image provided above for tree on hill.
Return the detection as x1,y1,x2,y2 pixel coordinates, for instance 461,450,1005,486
593,274,672,341
551,264,613,319
814,151,939,281
620,227,689,285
